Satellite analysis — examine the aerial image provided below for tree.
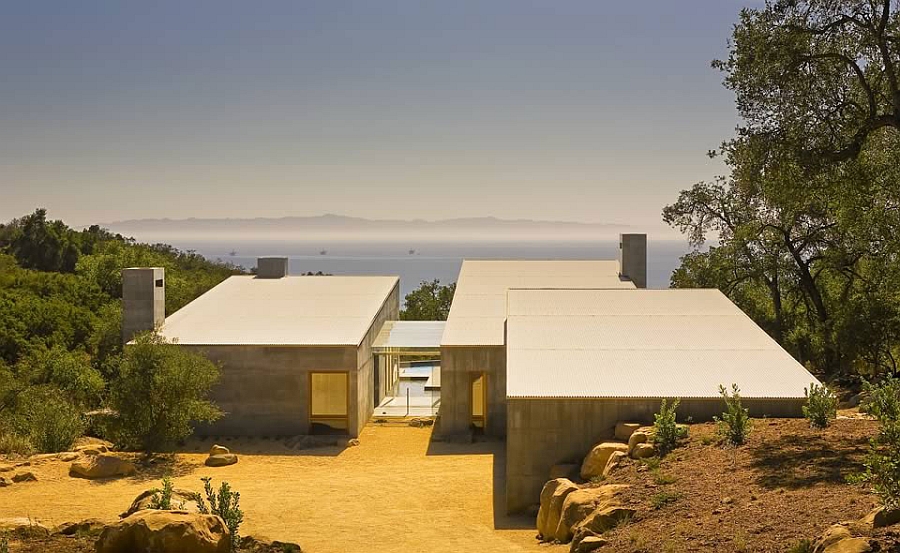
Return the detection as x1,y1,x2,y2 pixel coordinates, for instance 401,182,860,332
401,279,456,320
718,0,900,167
109,332,222,452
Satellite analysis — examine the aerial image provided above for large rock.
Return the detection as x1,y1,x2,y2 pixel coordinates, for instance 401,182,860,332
614,422,642,441
580,443,629,480
0,476,10,487
602,451,627,477
537,478,579,541
859,506,900,529
554,484,630,543
627,427,654,455
572,535,608,553
240,535,303,552
812,524,870,553
96,510,230,553
822,538,872,553
53,518,106,536
69,454,136,479
12,471,37,483
121,488,202,518
631,443,656,459
205,453,238,467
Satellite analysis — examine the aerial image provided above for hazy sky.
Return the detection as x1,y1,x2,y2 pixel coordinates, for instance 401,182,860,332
0,1,752,230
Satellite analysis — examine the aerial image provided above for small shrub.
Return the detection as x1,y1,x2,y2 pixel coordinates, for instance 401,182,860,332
0,534,8,553
849,376,900,509
149,477,175,510
0,432,35,456
715,384,752,446
650,491,681,509
639,457,661,471
652,469,677,485
700,434,717,446
653,398,686,455
803,382,837,429
196,477,244,552
787,539,813,553
14,388,84,453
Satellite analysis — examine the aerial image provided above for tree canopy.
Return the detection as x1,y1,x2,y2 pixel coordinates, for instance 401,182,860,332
400,279,456,321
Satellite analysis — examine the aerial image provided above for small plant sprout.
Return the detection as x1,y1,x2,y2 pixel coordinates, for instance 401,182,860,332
715,384,751,446
803,382,837,429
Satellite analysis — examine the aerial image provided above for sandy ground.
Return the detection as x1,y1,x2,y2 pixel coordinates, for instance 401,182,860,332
0,424,556,553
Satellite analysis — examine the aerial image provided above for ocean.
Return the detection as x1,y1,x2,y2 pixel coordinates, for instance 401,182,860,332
165,239,694,298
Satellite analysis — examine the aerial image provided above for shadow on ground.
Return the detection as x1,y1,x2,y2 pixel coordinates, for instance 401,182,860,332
748,432,869,489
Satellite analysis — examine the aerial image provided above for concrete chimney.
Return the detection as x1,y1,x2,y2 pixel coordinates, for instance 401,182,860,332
619,234,647,289
122,267,165,343
257,257,289,278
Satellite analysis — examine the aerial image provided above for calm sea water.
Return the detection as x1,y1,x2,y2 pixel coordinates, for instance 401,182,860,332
165,239,694,298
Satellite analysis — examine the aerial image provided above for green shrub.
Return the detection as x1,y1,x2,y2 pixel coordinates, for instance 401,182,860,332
715,384,752,446
653,398,686,455
0,534,8,553
109,331,221,453
196,477,243,552
650,491,681,509
652,470,677,485
850,376,900,509
0,431,34,456
803,382,837,429
15,387,84,453
149,477,176,510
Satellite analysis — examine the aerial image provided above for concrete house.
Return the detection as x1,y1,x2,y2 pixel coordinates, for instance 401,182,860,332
123,235,819,514
123,258,399,438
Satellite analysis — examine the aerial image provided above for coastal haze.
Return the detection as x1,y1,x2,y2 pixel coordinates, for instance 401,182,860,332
102,215,692,294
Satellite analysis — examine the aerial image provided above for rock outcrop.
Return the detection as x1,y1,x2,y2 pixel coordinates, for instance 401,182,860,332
808,505,900,553
69,454,136,479
537,478,579,540
95,510,231,553
121,488,202,518
209,444,230,456
614,422,641,441
53,519,106,536
555,485,631,543
580,443,629,480
627,426,654,455
602,451,627,477
536,481,635,546
206,453,239,467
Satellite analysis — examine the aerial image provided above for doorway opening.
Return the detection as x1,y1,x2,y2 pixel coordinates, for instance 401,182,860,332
309,372,349,435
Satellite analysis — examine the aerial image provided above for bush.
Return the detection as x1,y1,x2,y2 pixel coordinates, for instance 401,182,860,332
850,376,900,509
803,382,838,429
15,387,84,453
0,432,34,456
787,539,813,553
196,477,243,553
715,384,751,446
653,398,686,455
650,491,681,509
0,534,8,553
109,331,221,453
149,477,176,510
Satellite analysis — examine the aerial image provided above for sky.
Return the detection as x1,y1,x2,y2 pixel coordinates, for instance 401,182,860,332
0,1,753,231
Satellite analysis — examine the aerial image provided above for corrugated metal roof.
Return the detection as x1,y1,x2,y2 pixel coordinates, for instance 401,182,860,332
373,321,445,350
158,275,398,346
506,289,820,399
442,260,634,346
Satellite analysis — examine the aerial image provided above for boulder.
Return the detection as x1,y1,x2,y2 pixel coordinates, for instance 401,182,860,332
821,538,872,553
536,478,579,541
580,443,629,480
576,505,636,535
602,451,627,477
205,453,238,467
555,484,630,543
812,524,868,553
631,443,656,459
0,517,51,536
58,452,80,462
121,488,202,518
572,535,608,553
627,427,654,455
614,422,642,441
240,535,303,552
859,506,900,529
53,518,106,536
209,444,230,456
0,476,10,487
69,454,136,479
549,463,580,481
96,510,230,553
11,471,37,483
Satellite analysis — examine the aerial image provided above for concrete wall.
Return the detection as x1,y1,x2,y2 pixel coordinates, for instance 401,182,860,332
437,346,507,437
122,267,165,343
188,345,357,437
356,282,400,432
505,396,804,513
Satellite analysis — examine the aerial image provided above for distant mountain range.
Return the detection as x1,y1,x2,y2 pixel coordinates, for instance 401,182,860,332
100,214,658,242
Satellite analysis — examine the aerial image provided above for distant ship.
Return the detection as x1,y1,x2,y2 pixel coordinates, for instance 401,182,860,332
409,249,416,255
319,250,327,256
228,250,237,257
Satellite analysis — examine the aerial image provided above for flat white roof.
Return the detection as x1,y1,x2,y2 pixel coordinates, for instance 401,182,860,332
159,275,398,346
373,321,445,350
442,260,634,346
506,289,819,399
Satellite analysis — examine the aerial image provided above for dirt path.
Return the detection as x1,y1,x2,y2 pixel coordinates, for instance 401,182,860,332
1,425,557,553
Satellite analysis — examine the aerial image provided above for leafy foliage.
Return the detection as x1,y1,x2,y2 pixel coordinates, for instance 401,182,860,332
13,387,85,453
196,477,244,552
803,382,838,429
401,279,456,320
715,384,752,446
851,376,900,509
652,398,685,456
149,477,176,510
109,332,222,453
